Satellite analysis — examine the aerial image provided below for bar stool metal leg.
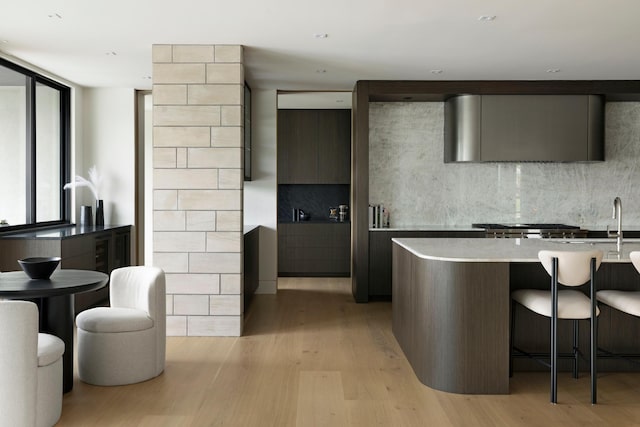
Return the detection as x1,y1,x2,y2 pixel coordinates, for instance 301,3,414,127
551,257,558,404
572,319,579,380
590,258,597,404
510,299,515,378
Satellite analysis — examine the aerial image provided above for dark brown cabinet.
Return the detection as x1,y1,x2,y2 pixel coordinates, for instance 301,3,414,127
277,108,352,277
244,226,259,308
278,110,318,183
0,225,132,313
278,109,350,184
317,110,351,184
278,223,350,276
368,230,484,298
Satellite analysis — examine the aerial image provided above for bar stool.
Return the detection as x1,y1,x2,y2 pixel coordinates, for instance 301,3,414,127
511,249,603,404
596,251,640,357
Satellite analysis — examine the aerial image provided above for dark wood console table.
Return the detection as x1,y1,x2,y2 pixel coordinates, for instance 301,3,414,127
0,224,131,313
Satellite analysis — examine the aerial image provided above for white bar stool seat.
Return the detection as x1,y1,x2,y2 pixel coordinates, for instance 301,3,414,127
513,289,600,319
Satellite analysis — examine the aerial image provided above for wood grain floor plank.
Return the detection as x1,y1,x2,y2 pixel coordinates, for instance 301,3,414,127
57,277,640,426
296,371,348,427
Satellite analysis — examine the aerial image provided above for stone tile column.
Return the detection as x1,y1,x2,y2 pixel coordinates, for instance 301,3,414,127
152,44,244,336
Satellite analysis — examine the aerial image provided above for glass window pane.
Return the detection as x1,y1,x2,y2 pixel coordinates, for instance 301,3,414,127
35,82,61,222
0,64,27,226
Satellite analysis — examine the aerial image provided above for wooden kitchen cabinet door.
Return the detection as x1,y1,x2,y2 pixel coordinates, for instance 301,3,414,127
317,109,351,184
277,109,318,184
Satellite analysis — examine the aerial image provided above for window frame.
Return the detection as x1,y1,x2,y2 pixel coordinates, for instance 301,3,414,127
0,57,71,233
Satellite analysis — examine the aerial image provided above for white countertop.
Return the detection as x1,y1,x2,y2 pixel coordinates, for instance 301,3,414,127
371,225,640,232
392,237,640,263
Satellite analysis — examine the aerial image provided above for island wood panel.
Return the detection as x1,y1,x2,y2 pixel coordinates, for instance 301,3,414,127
369,230,484,298
392,243,510,394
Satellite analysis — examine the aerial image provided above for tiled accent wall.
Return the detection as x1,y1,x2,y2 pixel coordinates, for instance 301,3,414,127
277,184,350,223
152,44,244,336
369,102,640,228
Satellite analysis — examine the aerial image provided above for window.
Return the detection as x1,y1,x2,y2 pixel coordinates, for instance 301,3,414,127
0,58,70,230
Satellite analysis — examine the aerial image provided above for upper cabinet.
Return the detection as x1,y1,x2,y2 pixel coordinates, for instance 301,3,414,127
278,109,351,184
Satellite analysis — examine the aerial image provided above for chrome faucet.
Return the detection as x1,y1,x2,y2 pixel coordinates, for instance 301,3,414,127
607,197,623,251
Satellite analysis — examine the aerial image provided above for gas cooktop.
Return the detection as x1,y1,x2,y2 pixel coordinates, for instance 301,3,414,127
472,223,581,230
472,223,587,238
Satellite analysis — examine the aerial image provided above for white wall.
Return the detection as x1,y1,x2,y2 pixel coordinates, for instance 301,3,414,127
244,89,278,293
81,88,136,226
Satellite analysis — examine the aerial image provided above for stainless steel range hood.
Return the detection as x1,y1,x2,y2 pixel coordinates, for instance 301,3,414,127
444,94,604,162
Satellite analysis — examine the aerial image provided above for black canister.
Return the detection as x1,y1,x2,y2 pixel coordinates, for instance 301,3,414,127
80,205,93,226
292,208,299,222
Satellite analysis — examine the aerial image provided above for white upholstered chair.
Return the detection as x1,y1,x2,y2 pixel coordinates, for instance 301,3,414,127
76,266,166,386
597,251,640,316
596,251,640,346
511,249,603,404
0,300,65,427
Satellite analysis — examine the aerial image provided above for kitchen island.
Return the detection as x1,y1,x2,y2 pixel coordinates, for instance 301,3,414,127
392,237,640,395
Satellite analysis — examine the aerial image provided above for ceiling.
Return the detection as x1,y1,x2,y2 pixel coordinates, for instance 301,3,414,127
1,1,639,91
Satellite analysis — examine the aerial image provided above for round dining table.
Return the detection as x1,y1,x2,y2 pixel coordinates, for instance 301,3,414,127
0,269,109,393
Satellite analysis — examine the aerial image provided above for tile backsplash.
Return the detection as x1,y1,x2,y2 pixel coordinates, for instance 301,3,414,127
369,102,640,228
278,184,350,222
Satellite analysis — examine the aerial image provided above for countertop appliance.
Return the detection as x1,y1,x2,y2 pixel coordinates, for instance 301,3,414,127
338,205,349,222
472,223,588,239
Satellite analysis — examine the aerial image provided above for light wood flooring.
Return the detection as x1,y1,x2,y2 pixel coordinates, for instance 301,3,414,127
58,277,640,426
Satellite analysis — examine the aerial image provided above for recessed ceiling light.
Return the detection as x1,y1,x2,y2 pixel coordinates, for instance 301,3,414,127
314,33,328,39
546,68,561,73
48,13,63,19
1,40,8,44
478,15,496,21
430,69,443,74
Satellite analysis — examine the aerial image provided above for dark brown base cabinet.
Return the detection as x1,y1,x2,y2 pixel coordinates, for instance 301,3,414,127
244,226,259,308
368,230,484,298
0,225,132,314
278,223,350,276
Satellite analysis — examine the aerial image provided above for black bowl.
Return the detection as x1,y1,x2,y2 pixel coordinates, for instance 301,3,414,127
18,257,61,280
